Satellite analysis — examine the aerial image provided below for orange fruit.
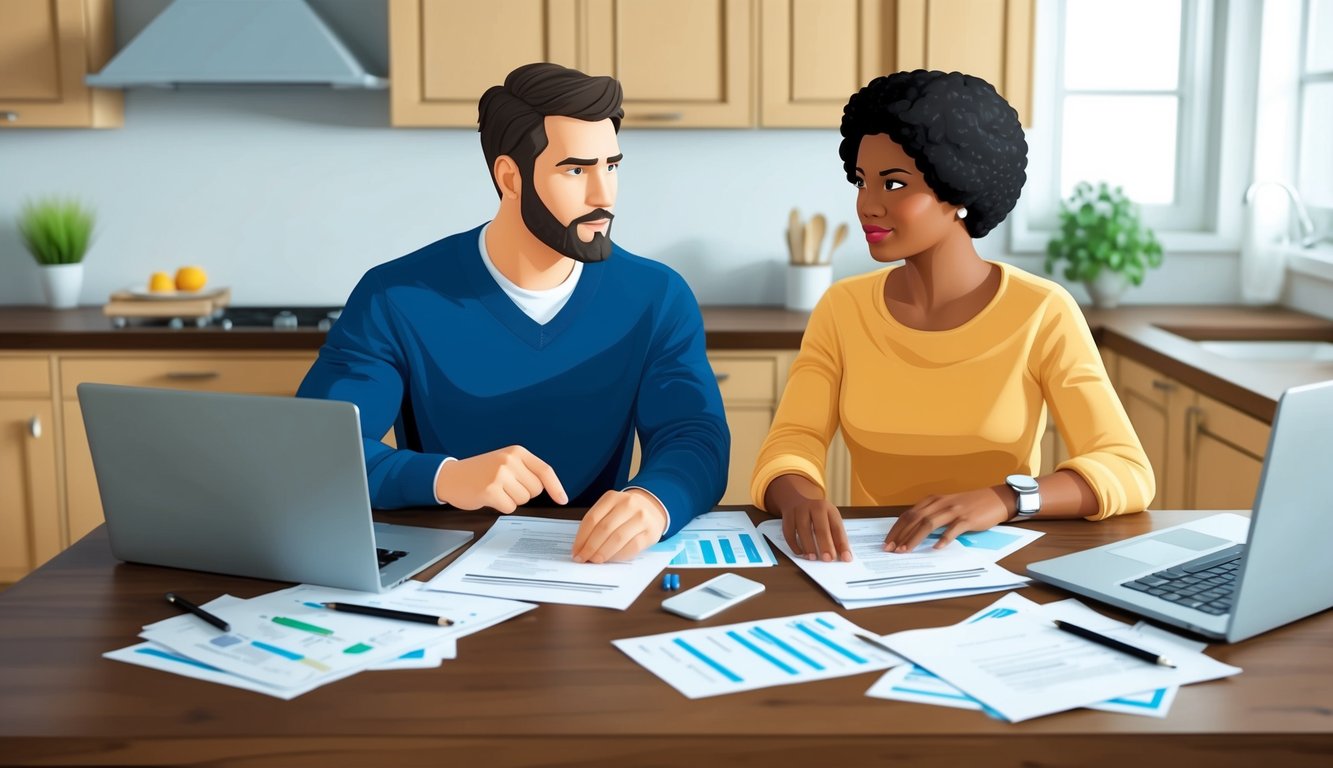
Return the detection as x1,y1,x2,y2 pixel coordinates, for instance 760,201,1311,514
175,266,207,292
148,272,175,293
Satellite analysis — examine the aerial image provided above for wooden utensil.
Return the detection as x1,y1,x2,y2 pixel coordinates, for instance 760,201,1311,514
788,208,803,266
826,222,848,264
805,214,826,266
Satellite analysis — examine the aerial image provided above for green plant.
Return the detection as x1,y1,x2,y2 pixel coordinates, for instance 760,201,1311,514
1044,181,1163,286
17,198,96,265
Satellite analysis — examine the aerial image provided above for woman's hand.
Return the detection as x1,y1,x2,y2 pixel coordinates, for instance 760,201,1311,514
883,486,1011,553
765,474,853,562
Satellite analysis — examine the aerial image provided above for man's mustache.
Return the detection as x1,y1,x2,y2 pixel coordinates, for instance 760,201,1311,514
571,209,614,226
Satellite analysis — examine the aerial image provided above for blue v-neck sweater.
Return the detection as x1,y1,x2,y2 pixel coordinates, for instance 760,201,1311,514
296,224,729,538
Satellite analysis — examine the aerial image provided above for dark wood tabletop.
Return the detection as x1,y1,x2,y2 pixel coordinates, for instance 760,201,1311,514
0,506,1329,767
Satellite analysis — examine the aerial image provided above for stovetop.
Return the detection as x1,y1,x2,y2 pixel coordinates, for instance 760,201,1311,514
111,306,343,331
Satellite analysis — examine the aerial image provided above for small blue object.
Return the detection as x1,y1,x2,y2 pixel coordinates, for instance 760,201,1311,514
662,574,673,591
670,573,681,590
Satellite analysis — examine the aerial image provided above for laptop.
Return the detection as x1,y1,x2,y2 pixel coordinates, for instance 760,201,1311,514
78,383,473,593
1028,378,1333,642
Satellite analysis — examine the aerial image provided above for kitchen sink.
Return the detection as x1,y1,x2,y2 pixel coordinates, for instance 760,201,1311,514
1196,340,1333,363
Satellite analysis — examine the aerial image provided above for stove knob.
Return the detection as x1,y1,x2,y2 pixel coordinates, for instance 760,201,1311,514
168,317,184,330
273,311,298,330
317,318,332,332
220,318,233,331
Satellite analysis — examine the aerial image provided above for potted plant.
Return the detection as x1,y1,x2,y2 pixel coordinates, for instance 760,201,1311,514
17,197,95,309
1044,181,1163,308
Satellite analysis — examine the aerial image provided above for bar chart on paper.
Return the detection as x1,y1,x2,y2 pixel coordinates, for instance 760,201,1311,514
613,612,903,698
665,511,778,568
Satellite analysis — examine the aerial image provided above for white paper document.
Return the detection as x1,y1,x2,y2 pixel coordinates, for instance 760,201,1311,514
865,594,1204,718
664,511,778,568
757,518,1028,607
924,525,1044,563
425,516,680,610
613,612,904,698
878,596,1241,722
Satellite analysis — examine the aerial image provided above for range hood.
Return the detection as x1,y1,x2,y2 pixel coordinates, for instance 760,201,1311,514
86,0,386,89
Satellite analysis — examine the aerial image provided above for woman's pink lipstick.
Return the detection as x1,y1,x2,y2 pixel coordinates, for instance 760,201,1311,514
863,225,893,244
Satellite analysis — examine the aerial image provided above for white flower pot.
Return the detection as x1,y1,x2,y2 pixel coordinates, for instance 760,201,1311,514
40,263,84,309
1085,270,1130,309
785,264,833,312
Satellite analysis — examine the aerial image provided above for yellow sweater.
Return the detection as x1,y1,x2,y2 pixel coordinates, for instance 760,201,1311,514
750,262,1154,520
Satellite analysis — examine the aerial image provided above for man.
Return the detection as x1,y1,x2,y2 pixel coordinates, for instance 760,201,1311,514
297,63,729,563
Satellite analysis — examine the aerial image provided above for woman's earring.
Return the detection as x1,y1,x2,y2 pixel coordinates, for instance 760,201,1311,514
957,207,969,220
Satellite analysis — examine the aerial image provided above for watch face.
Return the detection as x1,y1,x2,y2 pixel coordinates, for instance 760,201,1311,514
1005,474,1039,492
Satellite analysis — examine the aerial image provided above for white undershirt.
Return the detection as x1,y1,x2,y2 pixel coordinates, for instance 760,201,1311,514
478,222,582,325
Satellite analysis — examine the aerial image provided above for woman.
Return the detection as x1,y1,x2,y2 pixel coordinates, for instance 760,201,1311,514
751,70,1154,562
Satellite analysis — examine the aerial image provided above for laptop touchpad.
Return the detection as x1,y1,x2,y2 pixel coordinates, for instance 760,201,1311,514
1109,529,1233,566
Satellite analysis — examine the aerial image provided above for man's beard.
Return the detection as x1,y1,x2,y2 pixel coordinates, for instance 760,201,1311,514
520,184,615,263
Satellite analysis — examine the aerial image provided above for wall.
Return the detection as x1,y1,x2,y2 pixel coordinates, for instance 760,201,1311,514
0,0,1244,309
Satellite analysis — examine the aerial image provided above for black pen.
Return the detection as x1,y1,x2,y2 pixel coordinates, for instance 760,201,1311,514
322,602,454,627
1053,620,1176,668
853,632,898,655
165,592,230,632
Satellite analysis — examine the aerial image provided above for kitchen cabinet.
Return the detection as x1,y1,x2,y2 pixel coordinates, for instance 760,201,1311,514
1112,354,1270,511
389,0,581,127
58,353,317,546
0,357,61,583
0,0,121,129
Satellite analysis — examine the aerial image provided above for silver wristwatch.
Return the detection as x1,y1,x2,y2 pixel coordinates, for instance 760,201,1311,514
1004,474,1041,521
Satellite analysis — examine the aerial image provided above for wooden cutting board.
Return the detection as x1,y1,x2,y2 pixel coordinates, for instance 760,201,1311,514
103,287,231,319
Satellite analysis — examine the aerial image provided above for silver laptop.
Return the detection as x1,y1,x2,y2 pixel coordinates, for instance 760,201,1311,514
78,383,472,593
1028,379,1333,642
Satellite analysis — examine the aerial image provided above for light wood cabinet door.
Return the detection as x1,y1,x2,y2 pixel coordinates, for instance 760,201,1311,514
584,0,753,127
1116,356,1176,509
759,0,891,127
0,0,121,128
894,0,1034,125
1180,392,1269,512
0,401,60,583
389,0,580,126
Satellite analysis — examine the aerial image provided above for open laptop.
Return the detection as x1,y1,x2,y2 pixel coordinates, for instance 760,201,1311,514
78,383,472,593
1028,378,1333,642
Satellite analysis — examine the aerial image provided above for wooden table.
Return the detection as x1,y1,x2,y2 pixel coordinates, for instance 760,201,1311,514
1,507,1329,767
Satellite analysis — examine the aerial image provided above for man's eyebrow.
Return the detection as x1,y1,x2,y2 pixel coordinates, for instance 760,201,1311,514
607,153,624,163
556,157,598,166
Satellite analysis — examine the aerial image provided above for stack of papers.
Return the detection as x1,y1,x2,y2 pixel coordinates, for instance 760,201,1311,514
104,582,534,699
866,593,1241,721
425,516,681,609
757,518,1036,607
613,611,905,698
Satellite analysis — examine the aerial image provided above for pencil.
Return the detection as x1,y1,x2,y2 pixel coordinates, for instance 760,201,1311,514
1053,620,1176,668
321,602,453,626
165,592,230,632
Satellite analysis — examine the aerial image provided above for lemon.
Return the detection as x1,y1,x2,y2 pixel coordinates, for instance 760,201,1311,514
148,272,175,293
175,266,207,292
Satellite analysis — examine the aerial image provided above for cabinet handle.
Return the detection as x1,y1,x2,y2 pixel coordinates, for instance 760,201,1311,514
1,111,17,123
165,371,220,380
714,372,730,383
1151,379,1176,393
1183,405,1204,509
28,415,41,439
632,112,684,122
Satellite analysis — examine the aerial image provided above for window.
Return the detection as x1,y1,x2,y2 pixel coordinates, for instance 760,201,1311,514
1010,0,1239,253
1298,0,1333,211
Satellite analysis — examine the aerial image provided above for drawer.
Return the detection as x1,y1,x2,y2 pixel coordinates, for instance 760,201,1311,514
0,357,51,396
61,356,316,398
708,355,777,402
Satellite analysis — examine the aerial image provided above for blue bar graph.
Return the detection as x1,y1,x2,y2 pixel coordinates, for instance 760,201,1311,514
719,539,736,564
673,638,742,682
751,626,824,671
251,640,303,661
794,623,867,664
135,647,224,672
815,617,836,630
740,534,762,563
699,540,717,564
727,631,798,675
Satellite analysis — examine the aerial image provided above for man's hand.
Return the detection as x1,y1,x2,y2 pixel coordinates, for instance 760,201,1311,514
435,446,568,513
766,474,852,562
570,489,667,563
883,487,1010,553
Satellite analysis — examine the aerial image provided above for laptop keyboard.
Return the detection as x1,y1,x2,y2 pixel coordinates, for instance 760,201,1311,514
1120,543,1245,616
377,548,408,569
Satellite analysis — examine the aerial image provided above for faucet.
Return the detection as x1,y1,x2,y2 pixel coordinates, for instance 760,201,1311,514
1242,181,1323,248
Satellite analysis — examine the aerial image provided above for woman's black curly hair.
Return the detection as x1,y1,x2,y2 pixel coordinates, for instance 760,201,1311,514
839,70,1027,239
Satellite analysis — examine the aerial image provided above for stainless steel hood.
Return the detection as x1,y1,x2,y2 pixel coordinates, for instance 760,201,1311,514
86,0,387,89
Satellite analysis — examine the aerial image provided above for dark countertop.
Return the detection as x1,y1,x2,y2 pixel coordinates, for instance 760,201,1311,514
2,304,1331,423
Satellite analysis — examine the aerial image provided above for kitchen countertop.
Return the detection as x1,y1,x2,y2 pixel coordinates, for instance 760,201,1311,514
1,304,1330,423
